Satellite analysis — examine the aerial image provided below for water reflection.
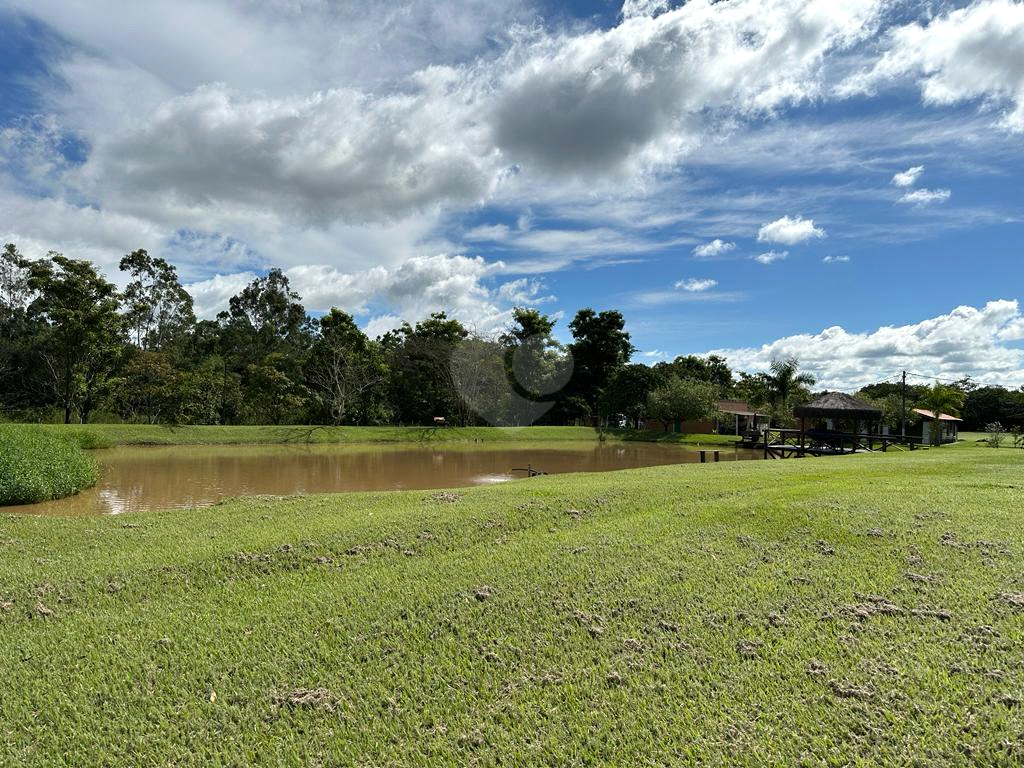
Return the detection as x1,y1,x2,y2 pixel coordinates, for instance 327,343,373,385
17,442,760,516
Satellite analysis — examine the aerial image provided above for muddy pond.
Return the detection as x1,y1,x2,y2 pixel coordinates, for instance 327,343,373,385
20,442,761,515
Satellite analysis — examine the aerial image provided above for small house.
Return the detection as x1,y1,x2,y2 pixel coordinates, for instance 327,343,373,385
911,408,961,444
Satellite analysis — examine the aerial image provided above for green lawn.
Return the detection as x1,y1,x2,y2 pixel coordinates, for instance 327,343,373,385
2,443,1023,765
27,422,742,448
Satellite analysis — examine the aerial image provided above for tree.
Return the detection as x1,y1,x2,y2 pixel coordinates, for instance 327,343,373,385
227,268,311,358
1,243,29,316
0,244,32,408
917,382,966,446
566,308,634,423
25,254,124,423
646,377,721,426
500,308,571,411
765,358,816,425
602,363,665,428
306,309,387,424
664,354,734,392
119,249,195,352
383,313,469,425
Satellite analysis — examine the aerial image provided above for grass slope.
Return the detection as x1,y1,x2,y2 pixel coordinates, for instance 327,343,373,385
2,446,1023,765
0,426,98,505
31,423,740,448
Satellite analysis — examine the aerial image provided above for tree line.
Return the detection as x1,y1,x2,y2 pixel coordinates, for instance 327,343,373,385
2,244,1022,429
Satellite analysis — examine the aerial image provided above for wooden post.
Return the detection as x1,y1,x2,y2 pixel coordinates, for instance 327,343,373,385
700,450,707,463
713,450,720,462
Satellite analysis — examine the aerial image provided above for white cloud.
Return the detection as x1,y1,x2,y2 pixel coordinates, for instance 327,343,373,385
841,0,1024,133
754,251,788,264
693,239,737,258
710,300,1024,390
899,188,952,205
674,278,718,292
757,216,825,245
822,255,850,263
891,165,924,187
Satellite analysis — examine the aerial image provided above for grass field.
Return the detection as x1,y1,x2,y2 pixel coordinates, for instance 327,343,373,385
28,422,742,448
2,441,1023,765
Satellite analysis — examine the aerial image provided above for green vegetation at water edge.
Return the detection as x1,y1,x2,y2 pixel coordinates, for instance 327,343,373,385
29,422,741,448
0,425,97,505
2,446,1024,764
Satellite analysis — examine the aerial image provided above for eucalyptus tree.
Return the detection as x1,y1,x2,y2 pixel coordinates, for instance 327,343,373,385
118,249,195,352
25,253,124,423
306,308,387,424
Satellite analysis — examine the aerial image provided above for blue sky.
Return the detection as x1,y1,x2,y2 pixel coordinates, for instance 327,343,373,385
2,0,1023,390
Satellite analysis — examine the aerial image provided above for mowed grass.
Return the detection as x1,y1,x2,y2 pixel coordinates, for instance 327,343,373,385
2,445,1023,765
0,426,98,505
30,422,740,448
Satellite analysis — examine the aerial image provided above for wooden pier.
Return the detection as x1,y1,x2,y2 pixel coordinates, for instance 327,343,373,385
757,428,922,459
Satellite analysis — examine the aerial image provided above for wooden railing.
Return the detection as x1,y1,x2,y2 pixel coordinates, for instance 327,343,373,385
757,428,922,459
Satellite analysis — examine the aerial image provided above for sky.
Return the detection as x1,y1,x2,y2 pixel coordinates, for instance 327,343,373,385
1,0,1023,392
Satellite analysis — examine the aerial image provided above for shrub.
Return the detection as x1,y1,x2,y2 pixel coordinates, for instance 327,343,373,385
984,421,1005,448
0,426,98,505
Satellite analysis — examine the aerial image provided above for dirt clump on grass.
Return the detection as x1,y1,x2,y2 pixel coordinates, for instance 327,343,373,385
472,585,494,602
998,592,1024,608
829,681,874,701
272,687,344,713
427,491,463,504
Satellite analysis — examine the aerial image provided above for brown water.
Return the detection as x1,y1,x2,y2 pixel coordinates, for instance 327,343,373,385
16,442,760,516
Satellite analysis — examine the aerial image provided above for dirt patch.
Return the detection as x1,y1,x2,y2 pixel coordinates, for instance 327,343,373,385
427,491,463,504
565,508,590,520
272,687,343,713
736,639,763,659
998,592,1024,608
472,585,494,602
910,608,952,621
905,572,941,584
807,660,829,677
814,540,836,556
33,601,55,618
829,681,874,701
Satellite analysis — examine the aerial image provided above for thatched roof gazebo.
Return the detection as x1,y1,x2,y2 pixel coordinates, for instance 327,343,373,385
792,392,882,422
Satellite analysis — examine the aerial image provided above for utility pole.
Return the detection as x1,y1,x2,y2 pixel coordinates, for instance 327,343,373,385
901,370,907,438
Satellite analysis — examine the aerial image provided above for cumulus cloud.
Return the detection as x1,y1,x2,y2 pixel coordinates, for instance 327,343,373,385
185,253,526,335
841,0,1024,133
710,300,1024,390
757,216,825,245
674,278,718,292
899,188,952,205
693,239,737,258
892,165,924,187
822,255,850,263
754,251,788,264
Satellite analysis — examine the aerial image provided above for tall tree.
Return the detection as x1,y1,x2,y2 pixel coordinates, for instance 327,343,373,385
25,254,124,423
500,308,570,407
119,249,196,351
566,308,634,423
602,363,666,428
306,309,387,424
384,312,469,425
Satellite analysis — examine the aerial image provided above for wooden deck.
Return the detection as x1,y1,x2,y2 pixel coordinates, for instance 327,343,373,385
753,428,922,459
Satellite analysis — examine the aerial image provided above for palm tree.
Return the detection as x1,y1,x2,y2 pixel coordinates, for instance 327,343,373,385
767,358,816,424
918,382,966,446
